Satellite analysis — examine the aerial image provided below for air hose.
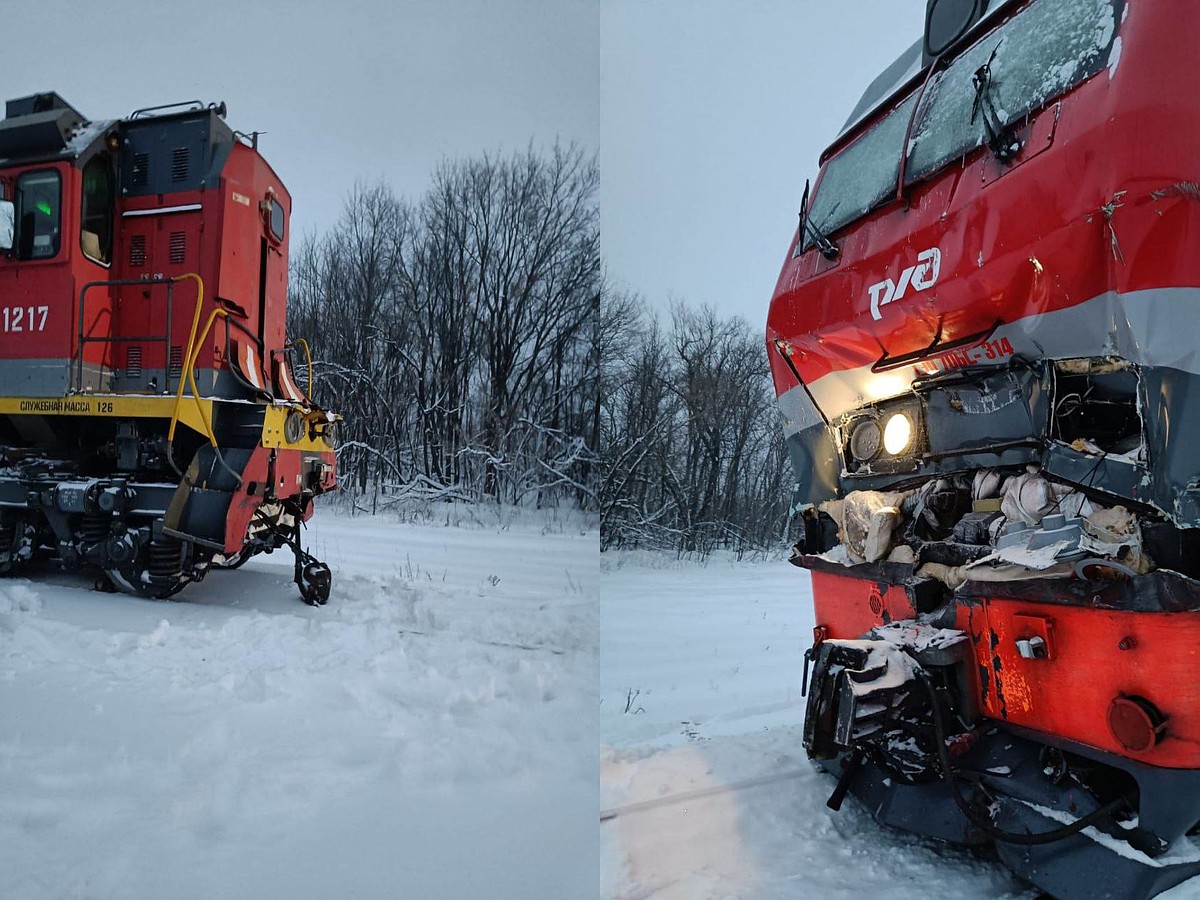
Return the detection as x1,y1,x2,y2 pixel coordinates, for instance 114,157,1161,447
919,673,1131,846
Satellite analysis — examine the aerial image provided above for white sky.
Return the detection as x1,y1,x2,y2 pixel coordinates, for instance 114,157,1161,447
601,0,928,323
9,0,599,243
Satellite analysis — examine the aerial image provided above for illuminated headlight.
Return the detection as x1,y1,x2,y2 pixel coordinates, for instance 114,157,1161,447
883,413,914,456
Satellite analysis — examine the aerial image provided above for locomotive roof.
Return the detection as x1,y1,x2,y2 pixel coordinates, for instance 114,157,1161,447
0,93,233,169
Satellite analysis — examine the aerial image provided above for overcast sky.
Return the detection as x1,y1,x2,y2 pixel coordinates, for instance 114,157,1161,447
601,0,928,322
6,0,598,242
9,0,927,328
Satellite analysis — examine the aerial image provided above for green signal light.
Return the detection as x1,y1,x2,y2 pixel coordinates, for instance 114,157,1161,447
35,200,52,216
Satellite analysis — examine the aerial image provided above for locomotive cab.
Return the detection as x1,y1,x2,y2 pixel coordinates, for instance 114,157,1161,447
0,93,338,604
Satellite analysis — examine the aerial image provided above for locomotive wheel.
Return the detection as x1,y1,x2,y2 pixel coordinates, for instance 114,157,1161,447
104,565,188,600
103,536,191,599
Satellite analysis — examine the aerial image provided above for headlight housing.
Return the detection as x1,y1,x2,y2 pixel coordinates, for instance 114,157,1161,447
843,401,924,474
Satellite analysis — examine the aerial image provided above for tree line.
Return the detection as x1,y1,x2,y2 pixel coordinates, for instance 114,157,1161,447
288,144,600,511
600,296,793,556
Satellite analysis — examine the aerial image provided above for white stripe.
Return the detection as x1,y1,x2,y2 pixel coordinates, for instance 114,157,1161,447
241,343,264,389
800,286,1200,420
278,361,303,401
121,203,203,218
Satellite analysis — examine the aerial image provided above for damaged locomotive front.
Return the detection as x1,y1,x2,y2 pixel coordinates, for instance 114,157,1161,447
767,0,1200,897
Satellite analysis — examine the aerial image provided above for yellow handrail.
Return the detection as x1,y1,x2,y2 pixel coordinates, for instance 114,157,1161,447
286,337,314,396
168,273,205,443
167,272,227,448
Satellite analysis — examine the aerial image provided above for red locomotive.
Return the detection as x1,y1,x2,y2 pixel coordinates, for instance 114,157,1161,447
0,93,337,603
769,1,1200,896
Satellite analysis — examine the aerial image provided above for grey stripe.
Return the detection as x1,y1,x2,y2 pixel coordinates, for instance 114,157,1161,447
804,286,1200,419
775,383,824,437
0,358,233,398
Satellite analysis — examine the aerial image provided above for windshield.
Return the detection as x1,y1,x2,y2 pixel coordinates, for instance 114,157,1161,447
805,93,917,246
804,0,1120,249
908,0,1119,182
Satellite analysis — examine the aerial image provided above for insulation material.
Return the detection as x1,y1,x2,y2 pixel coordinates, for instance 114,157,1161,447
1084,505,1137,542
972,469,1004,501
918,561,968,589
1000,468,1058,526
825,491,909,563
864,506,901,562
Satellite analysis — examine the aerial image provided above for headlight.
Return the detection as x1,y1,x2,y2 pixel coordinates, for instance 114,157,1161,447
848,420,882,462
883,413,913,456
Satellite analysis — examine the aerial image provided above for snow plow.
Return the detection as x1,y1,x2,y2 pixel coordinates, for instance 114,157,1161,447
0,94,337,603
768,1,1200,896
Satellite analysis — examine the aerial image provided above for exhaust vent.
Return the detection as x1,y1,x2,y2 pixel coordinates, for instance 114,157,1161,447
131,152,149,186
171,146,189,182
169,231,186,264
126,345,143,379
129,234,147,267
169,345,184,377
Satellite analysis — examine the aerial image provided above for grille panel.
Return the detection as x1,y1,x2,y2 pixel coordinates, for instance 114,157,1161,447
169,231,186,264
129,234,147,267
126,346,143,379
171,147,189,182
132,152,149,186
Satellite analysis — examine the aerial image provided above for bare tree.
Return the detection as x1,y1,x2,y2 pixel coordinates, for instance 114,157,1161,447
600,298,791,556
288,147,600,512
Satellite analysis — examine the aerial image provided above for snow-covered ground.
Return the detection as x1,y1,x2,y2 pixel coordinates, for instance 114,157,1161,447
1,507,598,900
601,552,1060,900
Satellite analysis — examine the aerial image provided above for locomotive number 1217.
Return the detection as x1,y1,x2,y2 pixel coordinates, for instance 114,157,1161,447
1,306,49,332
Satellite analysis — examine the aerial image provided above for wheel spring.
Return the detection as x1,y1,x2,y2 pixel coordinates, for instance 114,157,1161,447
148,538,183,579
78,515,110,547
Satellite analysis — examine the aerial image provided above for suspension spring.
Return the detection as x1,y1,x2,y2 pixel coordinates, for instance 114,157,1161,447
78,515,110,547
147,538,184,579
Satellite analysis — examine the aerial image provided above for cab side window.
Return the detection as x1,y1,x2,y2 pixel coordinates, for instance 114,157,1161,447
16,170,62,260
80,154,114,265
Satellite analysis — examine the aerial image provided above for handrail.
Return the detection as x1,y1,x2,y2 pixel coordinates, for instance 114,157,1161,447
165,273,242,487
286,338,314,396
75,276,175,393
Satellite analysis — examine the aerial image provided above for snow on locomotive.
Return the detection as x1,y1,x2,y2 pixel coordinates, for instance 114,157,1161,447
768,1,1200,897
0,93,337,604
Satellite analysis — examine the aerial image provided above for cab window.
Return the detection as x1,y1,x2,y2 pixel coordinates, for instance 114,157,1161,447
16,170,61,260
804,93,917,249
80,154,114,265
907,0,1120,183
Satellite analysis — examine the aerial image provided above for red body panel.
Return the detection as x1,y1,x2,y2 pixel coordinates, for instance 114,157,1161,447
811,569,916,636
0,163,107,368
812,572,1200,768
958,597,1200,769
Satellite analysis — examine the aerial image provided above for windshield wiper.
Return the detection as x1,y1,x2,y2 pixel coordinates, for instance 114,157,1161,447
971,41,1021,164
871,317,1003,373
796,178,839,261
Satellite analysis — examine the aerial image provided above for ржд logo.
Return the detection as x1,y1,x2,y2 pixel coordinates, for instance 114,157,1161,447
868,248,941,321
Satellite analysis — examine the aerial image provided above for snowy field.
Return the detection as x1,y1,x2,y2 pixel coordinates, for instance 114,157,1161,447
0,506,598,900
599,552,1200,900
